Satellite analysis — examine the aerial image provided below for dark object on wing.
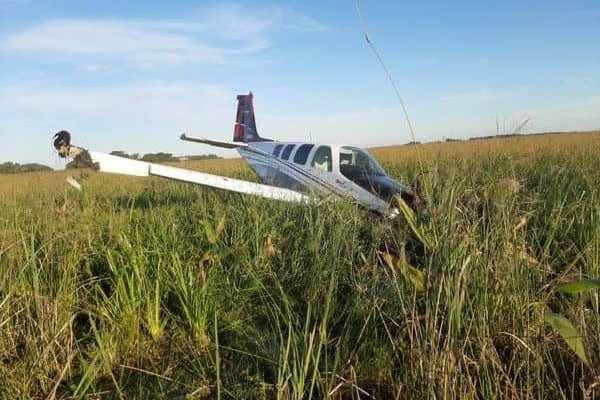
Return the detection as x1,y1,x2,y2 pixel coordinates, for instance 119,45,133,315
53,130,99,171
53,130,71,154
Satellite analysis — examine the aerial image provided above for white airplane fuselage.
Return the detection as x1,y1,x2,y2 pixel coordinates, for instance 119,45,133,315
237,141,410,216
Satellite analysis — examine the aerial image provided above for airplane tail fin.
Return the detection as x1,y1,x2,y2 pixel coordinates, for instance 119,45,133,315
233,92,272,142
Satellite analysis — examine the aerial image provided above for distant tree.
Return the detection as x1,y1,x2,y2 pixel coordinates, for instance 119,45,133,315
20,163,53,173
141,152,177,163
0,162,53,174
186,154,221,161
0,162,19,174
62,152,221,169
110,151,139,159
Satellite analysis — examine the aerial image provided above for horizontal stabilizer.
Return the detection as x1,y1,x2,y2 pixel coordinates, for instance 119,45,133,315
180,133,248,149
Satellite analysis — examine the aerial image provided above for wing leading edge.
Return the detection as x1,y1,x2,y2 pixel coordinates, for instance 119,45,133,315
53,132,310,204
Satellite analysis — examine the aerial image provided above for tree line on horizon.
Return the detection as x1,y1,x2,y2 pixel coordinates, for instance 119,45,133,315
0,162,53,174
65,151,222,169
0,151,222,174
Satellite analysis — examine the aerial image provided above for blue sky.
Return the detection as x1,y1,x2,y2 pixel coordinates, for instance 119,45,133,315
1,0,598,167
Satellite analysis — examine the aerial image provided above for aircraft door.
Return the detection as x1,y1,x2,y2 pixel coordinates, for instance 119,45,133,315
310,146,332,172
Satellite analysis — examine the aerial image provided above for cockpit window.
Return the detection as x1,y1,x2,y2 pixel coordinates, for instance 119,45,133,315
339,146,386,181
281,144,295,160
310,146,332,172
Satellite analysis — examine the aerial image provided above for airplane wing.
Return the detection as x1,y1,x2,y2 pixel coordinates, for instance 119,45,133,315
53,132,310,204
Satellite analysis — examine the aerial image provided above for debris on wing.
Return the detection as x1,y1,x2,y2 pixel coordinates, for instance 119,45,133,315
66,176,82,191
53,130,71,152
53,130,100,171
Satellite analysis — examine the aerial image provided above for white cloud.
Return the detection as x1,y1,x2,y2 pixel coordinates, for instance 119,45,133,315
1,4,327,68
280,9,329,32
528,96,600,132
422,56,440,65
2,82,232,117
440,88,514,103
4,19,240,67
77,64,112,73
563,77,597,85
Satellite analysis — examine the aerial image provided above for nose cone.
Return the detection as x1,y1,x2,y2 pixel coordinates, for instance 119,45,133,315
373,175,412,201
354,174,411,202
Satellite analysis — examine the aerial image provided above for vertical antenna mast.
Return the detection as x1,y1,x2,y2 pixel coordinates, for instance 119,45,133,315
353,0,418,145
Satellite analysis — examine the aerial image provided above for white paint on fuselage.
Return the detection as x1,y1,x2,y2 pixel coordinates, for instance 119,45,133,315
239,141,396,215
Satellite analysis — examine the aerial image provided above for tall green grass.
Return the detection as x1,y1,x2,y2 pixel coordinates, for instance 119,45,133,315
0,133,598,398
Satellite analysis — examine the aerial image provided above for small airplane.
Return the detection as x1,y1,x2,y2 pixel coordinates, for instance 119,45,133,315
53,93,424,218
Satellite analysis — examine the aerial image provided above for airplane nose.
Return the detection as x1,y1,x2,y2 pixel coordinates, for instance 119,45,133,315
377,178,429,220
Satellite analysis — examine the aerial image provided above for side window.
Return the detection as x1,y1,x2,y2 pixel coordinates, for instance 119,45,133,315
281,144,295,160
272,144,284,157
310,146,332,172
293,144,314,165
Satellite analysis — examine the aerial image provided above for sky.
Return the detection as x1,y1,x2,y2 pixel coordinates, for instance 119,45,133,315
1,0,599,167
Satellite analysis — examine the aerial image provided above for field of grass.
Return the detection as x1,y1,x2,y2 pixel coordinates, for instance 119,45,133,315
1,131,599,399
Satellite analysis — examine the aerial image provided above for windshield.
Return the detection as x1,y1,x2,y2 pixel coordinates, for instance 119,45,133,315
339,146,386,181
